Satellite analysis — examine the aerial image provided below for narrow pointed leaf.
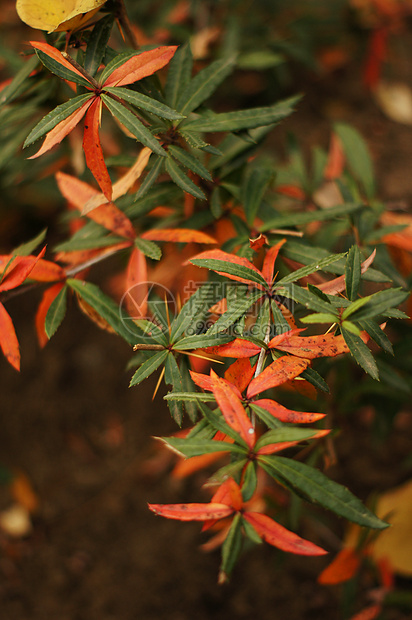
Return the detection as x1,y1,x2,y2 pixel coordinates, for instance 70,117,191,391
210,371,255,447
261,240,286,285
84,15,114,77
219,514,243,582
0,303,20,370
83,97,112,200
44,285,67,339
125,247,148,320
252,399,325,424
270,332,349,359
0,55,38,106
344,288,409,322
168,145,212,180
0,248,46,292
358,319,393,355
341,327,379,380
103,87,184,120
148,502,233,521
129,349,168,387
243,512,327,555
260,203,363,232
334,122,375,199
35,283,65,347
190,249,267,287
256,428,327,452
165,42,193,108
160,436,244,458
247,357,309,398
170,282,218,342
142,228,216,244
165,157,206,200
184,95,299,132
31,42,93,88
176,56,236,115
24,94,94,148
346,245,362,301
259,455,389,529
134,238,161,261
102,93,166,157
174,333,233,350
103,46,177,87
206,338,261,358
207,290,263,335
277,252,347,285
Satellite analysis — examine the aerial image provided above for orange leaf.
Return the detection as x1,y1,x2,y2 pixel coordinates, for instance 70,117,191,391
142,228,216,244
189,370,213,391
276,184,306,200
261,239,286,285
253,398,326,424
0,302,20,370
206,338,261,358
190,249,266,287
0,247,46,292
247,357,309,399
56,172,135,239
244,511,327,555
29,98,93,159
211,477,243,511
172,452,226,479
148,502,233,521
349,605,382,620
30,42,93,84
10,472,39,514
318,547,361,585
35,282,65,347
210,370,255,447
318,250,376,295
249,234,268,252
125,247,148,320
324,133,345,180
363,27,388,90
103,46,177,87
272,333,349,359
83,97,112,200
224,358,256,394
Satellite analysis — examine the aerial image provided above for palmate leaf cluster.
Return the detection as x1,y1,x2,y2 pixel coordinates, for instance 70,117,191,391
1,2,411,585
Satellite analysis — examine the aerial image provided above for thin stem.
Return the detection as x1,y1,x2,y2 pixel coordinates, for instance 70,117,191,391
115,0,139,50
61,52,99,89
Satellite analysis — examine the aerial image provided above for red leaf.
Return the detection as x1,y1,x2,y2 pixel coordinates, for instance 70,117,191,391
211,478,243,511
256,429,329,456
0,247,46,292
324,133,345,181
0,302,20,370
30,42,93,84
318,547,360,585
224,358,256,394
142,228,216,244
253,398,326,424
29,98,93,159
249,234,268,252
83,97,112,200
273,333,349,359
261,239,286,285
56,171,135,239
247,357,309,399
276,184,306,200
243,511,327,556
210,370,255,447
189,370,213,391
172,452,226,479
125,248,148,319
35,283,65,348
363,27,388,90
206,338,261,358
148,502,233,521
0,254,64,283
103,46,177,87
349,605,382,620
190,249,266,287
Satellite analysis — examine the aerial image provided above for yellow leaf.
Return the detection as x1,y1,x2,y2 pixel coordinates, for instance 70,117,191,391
16,0,107,33
370,479,412,577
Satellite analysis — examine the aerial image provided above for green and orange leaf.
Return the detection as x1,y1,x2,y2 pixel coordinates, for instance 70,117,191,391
103,46,177,88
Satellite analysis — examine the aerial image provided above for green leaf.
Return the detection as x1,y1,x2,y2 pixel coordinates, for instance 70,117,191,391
260,203,364,231
242,515,263,544
168,145,212,180
358,319,393,355
174,333,234,350
170,282,216,342
84,15,114,77
341,326,379,380
255,428,319,451
259,455,389,529
238,50,284,70
35,49,92,88
183,95,299,132
161,436,245,457
134,237,161,260
67,278,139,345
165,156,206,199
341,321,362,336
198,402,247,446
301,367,330,393
249,403,283,429
190,258,267,287
0,55,38,107
45,286,67,339
104,86,185,120
334,123,375,199
164,392,215,402
346,245,362,301
210,187,222,218
270,300,291,335
129,349,168,387
300,313,338,324
345,288,409,322
207,290,264,335
176,56,236,115
164,42,193,108
277,252,347,285
242,166,273,226
241,462,258,501
219,513,243,582
134,157,164,200
164,352,184,425
101,93,166,156
23,93,93,147
278,283,338,314
14,229,47,256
